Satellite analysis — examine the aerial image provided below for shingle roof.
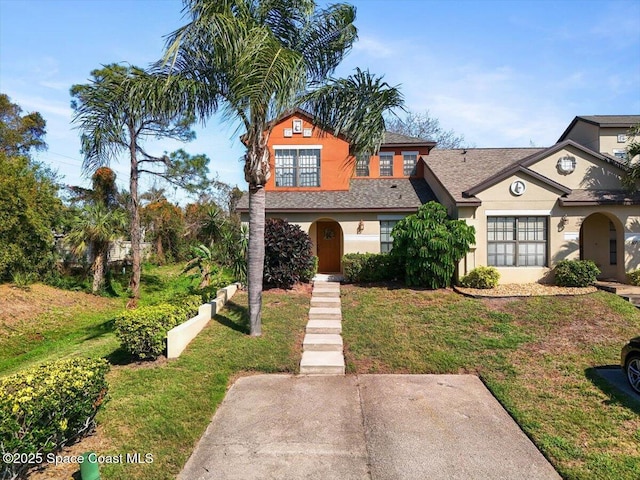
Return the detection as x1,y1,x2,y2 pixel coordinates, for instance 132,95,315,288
559,189,640,206
382,131,434,145
423,148,544,203
236,178,437,212
557,115,640,142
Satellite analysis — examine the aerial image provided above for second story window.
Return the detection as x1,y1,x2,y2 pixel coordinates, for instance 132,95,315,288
356,154,370,177
379,152,393,176
403,152,418,176
275,147,321,187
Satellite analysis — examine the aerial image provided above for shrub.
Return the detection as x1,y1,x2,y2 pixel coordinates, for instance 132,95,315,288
263,218,315,289
0,358,109,479
460,266,500,289
627,269,640,286
342,253,403,283
391,202,475,289
554,260,600,287
114,298,200,360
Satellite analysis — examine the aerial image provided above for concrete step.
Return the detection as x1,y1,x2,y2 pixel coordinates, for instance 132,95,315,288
310,296,341,308
299,350,345,375
303,333,343,352
312,289,341,298
622,294,640,306
309,307,342,320
306,320,342,334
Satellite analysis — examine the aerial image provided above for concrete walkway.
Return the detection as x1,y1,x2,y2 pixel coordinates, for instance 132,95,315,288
595,281,640,308
179,374,561,480
300,281,345,374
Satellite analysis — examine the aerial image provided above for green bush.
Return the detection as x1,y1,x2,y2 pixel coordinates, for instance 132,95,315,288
263,218,315,289
0,358,109,479
627,269,640,286
114,297,200,360
460,266,500,289
391,202,475,289
554,260,600,287
301,255,318,283
342,253,403,283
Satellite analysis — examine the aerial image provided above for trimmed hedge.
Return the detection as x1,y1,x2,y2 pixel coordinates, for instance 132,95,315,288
554,259,600,287
628,269,640,287
264,218,315,289
342,253,403,283
0,358,110,479
460,266,500,289
114,295,201,360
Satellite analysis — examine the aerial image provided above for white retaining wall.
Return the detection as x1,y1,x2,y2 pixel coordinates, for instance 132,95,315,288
167,282,242,359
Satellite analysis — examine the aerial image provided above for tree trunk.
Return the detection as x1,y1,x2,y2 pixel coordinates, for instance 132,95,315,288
247,185,266,336
128,127,141,305
92,246,106,294
156,234,165,265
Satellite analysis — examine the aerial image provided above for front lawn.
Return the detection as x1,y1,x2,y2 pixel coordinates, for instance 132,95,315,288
341,286,640,480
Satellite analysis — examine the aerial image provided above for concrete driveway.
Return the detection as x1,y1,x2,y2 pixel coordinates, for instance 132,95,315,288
179,374,560,480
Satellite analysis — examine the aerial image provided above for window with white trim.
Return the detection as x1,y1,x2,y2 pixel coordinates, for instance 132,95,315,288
379,152,393,176
356,154,370,177
275,148,320,187
487,216,547,267
403,151,418,176
380,220,398,253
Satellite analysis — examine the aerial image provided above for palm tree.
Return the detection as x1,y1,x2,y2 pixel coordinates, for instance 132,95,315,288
65,204,127,293
151,0,404,335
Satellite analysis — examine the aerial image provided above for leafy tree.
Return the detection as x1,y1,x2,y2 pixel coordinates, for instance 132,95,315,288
623,123,640,192
263,218,315,289
141,189,185,264
155,0,404,335
0,94,63,281
391,202,475,289
70,64,211,304
386,109,465,149
0,93,46,156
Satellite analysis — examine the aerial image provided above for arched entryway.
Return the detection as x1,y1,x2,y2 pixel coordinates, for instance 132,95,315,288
579,212,625,281
312,219,343,273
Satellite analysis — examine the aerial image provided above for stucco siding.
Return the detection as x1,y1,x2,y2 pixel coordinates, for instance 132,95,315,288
527,146,624,190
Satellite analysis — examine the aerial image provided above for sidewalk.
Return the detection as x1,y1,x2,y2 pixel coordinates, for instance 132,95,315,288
179,374,560,480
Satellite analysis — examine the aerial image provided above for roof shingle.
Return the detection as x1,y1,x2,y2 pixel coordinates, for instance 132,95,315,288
236,178,437,212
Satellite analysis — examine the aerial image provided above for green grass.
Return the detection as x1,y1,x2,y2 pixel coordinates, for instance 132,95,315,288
341,286,640,480
98,290,308,480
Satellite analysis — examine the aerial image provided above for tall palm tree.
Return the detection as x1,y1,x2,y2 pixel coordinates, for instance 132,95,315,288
152,0,404,335
65,204,127,294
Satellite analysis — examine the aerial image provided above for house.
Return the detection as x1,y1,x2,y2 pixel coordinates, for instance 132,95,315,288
238,113,640,283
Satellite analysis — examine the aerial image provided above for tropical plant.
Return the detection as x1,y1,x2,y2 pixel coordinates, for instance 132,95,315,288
391,202,475,288
141,189,186,264
152,0,403,335
65,204,127,293
70,64,211,304
182,244,220,289
622,123,640,192
263,218,315,289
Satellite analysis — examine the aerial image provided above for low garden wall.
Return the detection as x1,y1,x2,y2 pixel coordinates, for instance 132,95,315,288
167,282,242,358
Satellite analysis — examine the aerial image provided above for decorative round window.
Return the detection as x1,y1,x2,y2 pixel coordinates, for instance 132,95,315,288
557,155,576,174
509,180,526,196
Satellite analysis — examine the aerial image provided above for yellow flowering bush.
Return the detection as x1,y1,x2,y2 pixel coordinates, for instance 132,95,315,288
114,295,201,360
0,357,109,479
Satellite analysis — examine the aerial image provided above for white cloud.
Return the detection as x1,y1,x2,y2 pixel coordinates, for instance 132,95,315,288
352,35,396,59
9,93,72,118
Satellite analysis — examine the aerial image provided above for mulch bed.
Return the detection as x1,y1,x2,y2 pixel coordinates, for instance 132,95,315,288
454,283,598,298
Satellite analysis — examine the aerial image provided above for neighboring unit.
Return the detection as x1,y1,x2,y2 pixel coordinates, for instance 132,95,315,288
238,113,640,284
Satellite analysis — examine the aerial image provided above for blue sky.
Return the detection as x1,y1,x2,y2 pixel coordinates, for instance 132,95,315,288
1,0,639,203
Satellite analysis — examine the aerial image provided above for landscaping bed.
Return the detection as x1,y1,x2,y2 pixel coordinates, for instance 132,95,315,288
455,283,598,298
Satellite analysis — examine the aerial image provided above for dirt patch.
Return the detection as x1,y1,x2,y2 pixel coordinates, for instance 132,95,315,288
0,284,118,329
456,283,597,298
263,282,313,296
27,425,113,480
